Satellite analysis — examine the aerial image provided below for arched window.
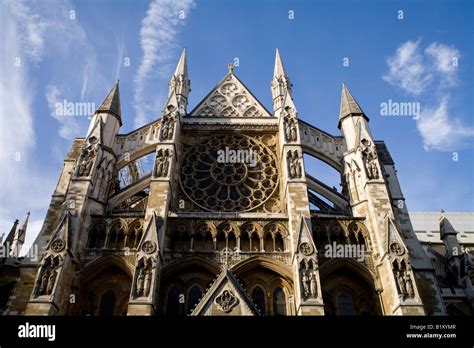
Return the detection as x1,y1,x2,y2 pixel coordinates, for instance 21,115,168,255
241,233,250,251
275,233,284,252
265,233,273,252
272,287,287,316
88,224,106,249
336,291,356,315
217,231,226,250
127,222,142,249
251,233,260,252
166,286,183,316
178,232,190,251
193,233,204,251
227,232,236,251
98,290,116,316
134,228,143,249
107,223,124,249
251,286,266,315
186,286,202,314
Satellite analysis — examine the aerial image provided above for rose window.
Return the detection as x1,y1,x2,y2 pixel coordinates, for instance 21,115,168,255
180,134,279,212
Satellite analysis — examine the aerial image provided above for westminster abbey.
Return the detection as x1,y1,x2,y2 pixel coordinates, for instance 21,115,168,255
1,49,473,316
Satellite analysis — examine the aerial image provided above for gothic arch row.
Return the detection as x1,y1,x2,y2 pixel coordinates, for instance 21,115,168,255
87,218,144,250
312,220,372,251
160,256,294,316
166,221,289,252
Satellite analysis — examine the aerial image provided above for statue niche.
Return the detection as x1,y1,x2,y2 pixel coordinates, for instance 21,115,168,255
160,106,178,141
283,106,298,142
77,136,100,177
360,139,379,180
134,258,154,298
155,149,172,177
393,259,415,300
287,150,302,179
34,256,61,297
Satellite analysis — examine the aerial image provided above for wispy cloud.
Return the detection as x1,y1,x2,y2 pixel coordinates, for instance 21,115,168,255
133,0,196,128
425,42,460,85
7,0,47,64
382,40,432,95
417,99,474,151
0,0,107,254
45,85,81,139
382,39,472,151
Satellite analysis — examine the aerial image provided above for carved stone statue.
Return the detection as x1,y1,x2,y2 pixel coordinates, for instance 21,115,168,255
302,271,310,297
135,267,145,297
38,269,50,295
77,136,99,177
395,269,406,297
46,269,57,295
283,108,297,142
310,270,318,298
155,149,172,177
404,271,415,298
287,150,302,179
160,109,177,140
144,268,152,297
360,139,379,180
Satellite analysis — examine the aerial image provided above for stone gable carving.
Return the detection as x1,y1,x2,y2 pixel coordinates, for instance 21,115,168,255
191,74,271,118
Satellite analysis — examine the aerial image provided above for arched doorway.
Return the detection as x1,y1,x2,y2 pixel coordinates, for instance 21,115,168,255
72,257,133,316
232,257,294,315
159,257,220,315
320,259,381,316
98,289,117,316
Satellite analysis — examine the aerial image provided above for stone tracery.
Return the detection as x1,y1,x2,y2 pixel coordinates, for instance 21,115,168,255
180,134,279,212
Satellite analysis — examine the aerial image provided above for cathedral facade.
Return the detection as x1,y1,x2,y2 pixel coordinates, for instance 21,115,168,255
1,49,473,316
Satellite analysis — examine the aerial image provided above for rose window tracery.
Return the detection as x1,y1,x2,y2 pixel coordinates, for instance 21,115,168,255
180,134,279,212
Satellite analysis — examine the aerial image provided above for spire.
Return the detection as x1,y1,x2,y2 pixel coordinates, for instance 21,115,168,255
271,48,293,114
174,47,188,77
273,48,287,79
96,81,122,124
339,83,364,119
3,219,19,247
17,211,30,243
10,212,29,257
167,48,190,112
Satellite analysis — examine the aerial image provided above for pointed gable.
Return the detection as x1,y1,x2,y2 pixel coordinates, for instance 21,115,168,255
386,215,408,256
191,269,260,316
96,81,122,125
190,70,271,118
296,216,317,255
46,211,73,254
137,212,161,256
340,83,364,118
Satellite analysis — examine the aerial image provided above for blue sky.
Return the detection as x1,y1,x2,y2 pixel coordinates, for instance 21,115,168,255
1,0,473,251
